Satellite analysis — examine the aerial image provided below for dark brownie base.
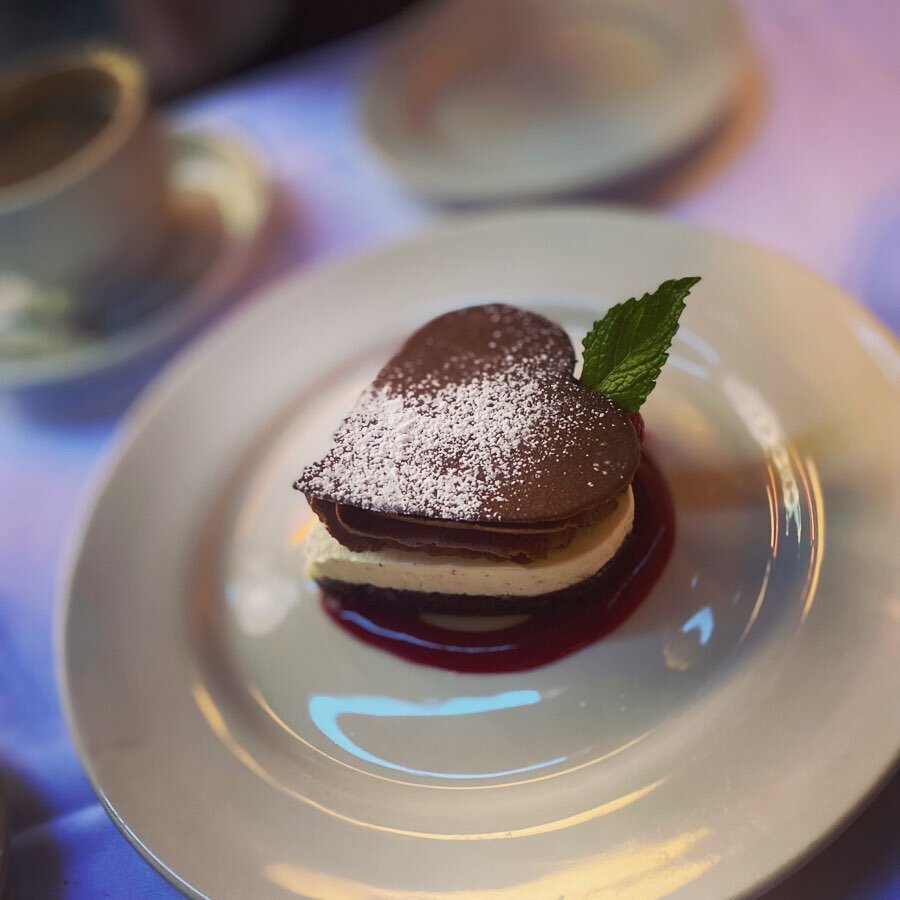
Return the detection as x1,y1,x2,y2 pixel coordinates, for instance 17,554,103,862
316,536,631,615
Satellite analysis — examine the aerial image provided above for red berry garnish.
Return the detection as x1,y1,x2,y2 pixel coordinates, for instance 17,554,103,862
629,411,645,445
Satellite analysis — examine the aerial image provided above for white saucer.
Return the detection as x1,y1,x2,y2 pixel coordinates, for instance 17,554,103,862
59,209,900,898
0,127,272,396
362,0,750,202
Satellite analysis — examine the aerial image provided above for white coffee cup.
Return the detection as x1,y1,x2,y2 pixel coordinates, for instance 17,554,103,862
0,46,171,321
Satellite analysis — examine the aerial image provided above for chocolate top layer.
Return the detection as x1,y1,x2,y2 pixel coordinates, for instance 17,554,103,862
296,305,640,542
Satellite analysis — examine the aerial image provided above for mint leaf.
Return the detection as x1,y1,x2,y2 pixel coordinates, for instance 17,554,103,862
580,276,699,412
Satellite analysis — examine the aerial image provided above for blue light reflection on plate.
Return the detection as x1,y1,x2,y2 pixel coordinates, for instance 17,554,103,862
681,607,714,646
308,690,567,779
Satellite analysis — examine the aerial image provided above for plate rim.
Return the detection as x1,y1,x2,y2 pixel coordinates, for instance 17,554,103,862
56,207,900,900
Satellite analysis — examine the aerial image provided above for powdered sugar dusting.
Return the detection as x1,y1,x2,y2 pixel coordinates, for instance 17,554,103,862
297,358,624,521
295,304,639,523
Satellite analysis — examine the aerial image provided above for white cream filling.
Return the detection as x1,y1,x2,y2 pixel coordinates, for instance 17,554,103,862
305,488,634,597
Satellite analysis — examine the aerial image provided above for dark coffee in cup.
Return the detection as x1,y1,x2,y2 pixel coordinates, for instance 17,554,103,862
0,67,117,188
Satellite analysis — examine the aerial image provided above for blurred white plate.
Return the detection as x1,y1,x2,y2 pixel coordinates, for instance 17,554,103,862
0,127,272,397
60,209,899,898
362,0,750,202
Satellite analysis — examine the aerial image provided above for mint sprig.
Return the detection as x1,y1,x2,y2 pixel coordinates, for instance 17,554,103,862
580,276,699,413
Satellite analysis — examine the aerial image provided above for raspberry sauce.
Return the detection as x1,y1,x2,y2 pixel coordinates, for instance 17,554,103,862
321,453,674,673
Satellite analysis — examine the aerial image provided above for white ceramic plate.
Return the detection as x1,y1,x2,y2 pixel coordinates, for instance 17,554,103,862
59,210,899,899
0,127,272,397
362,0,749,202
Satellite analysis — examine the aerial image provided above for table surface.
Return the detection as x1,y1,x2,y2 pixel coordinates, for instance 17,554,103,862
2,2,899,897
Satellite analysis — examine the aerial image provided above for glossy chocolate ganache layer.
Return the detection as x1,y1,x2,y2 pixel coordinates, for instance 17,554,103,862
295,305,641,563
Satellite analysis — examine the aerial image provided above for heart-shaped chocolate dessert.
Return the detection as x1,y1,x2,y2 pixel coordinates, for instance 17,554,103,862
296,304,640,563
